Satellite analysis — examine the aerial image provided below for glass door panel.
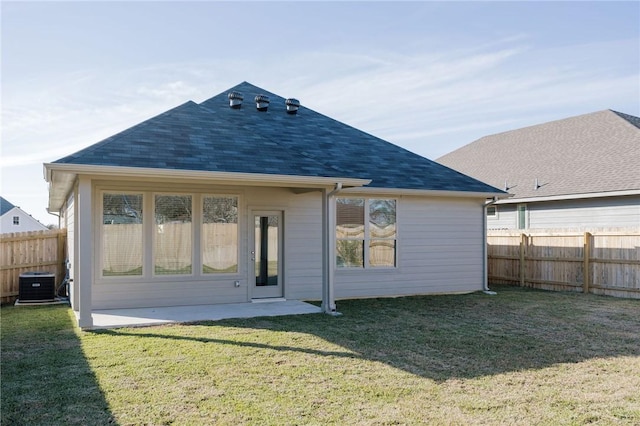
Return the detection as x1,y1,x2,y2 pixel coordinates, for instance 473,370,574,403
252,212,283,298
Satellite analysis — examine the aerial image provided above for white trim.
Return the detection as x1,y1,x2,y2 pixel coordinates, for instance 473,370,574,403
152,193,195,278
517,203,528,230
201,194,240,276
335,196,398,270
98,190,146,281
76,177,93,329
486,205,498,219
249,209,284,299
496,189,640,204
44,163,371,212
339,186,507,199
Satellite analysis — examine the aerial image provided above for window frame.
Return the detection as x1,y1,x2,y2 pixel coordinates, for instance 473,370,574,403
201,194,240,275
97,187,243,283
12,216,19,225
335,197,398,270
153,192,195,277
517,203,528,229
487,205,498,219
99,191,146,279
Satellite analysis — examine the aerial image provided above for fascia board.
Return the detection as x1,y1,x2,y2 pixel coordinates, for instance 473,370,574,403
339,186,509,199
44,163,371,187
495,189,640,204
44,163,372,211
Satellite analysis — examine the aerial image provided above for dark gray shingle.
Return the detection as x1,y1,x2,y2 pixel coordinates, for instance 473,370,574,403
54,82,501,194
1,196,16,216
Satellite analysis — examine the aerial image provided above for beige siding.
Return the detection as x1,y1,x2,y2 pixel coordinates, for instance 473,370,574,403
64,191,77,309
282,194,323,300
335,195,485,299
91,183,325,309
85,180,487,309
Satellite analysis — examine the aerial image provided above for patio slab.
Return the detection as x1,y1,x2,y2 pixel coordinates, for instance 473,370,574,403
90,300,322,329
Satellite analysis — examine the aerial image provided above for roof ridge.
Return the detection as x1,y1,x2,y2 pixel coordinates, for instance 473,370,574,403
474,110,616,141
609,109,640,129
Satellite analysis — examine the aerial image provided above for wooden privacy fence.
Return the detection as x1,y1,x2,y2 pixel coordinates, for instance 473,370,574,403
487,229,640,299
0,229,66,304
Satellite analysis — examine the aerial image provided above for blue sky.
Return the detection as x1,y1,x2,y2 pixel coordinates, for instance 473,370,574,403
2,1,639,225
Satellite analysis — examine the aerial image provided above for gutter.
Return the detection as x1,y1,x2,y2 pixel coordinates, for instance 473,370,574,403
482,197,499,294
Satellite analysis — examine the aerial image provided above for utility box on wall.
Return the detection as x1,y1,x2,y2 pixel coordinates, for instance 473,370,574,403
19,272,56,302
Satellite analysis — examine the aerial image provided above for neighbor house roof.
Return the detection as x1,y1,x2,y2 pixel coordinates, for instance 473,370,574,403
50,82,502,197
0,197,16,216
437,110,640,202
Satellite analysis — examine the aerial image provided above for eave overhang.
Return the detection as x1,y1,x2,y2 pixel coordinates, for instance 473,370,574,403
44,163,372,213
495,189,640,204
339,186,509,200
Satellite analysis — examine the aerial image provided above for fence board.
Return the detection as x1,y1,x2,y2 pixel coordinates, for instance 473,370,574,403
488,229,640,299
0,229,66,304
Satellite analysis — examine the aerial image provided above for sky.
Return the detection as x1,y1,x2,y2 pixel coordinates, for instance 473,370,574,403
1,1,639,226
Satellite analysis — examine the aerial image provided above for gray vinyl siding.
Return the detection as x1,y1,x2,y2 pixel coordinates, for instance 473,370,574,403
493,195,639,230
335,195,485,298
528,196,639,229
488,204,518,230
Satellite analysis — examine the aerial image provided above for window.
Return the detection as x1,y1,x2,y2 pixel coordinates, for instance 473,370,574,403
102,193,143,276
155,195,192,275
487,206,497,218
369,199,397,267
12,216,19,225
517,204,527,229
336,198,397,268
202,196,238,273
336,199,365,267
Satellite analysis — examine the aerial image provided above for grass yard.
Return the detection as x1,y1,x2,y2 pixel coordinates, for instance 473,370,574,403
2,285,640,425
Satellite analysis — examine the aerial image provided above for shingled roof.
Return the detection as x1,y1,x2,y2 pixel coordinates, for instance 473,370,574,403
437,109,640,200
0,196,16,216
53,81,501,194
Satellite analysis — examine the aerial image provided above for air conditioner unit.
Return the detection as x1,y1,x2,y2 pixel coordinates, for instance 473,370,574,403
19,272,56,302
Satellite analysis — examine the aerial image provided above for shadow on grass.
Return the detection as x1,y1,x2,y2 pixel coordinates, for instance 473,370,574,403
96,285,640,382
1,304,116,425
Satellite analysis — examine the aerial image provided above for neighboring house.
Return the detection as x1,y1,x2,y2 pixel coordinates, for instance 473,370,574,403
437,110,640,230
0,196,48,233
44,82,505,329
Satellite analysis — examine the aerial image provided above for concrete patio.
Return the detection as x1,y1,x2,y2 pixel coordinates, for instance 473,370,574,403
88,299,322,329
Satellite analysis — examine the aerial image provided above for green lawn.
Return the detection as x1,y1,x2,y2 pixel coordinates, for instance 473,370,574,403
2,285,639,425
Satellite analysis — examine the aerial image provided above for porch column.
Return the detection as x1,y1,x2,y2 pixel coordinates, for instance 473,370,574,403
321,187,338,314
76,176,93,330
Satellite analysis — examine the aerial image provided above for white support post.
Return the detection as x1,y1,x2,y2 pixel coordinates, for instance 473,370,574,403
76,177,93,330
321,188,330,313
327,195,337,312
321,186,339,314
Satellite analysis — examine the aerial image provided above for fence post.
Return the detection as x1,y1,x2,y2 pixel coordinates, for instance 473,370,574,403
583,232,591,294
520,233,527,286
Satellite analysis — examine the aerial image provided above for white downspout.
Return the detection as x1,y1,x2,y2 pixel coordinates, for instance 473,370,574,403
483,197,498,295
322,183,342,314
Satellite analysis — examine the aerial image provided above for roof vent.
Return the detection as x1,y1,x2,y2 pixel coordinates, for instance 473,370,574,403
228,91,244,109
255,94,270,111
285,98,300,115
